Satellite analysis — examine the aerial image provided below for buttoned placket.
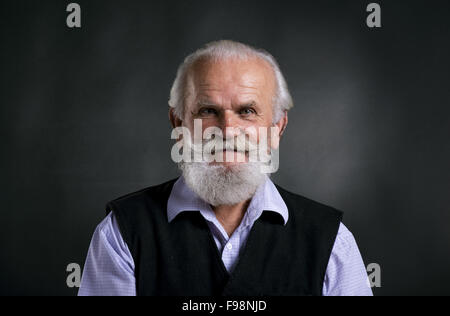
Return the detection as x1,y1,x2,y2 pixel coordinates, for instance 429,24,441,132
197,196,268,273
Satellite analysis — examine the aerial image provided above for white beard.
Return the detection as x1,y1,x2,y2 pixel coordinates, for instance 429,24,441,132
178,161,268,206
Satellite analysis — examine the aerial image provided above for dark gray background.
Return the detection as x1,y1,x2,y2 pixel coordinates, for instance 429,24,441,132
1,0,449,295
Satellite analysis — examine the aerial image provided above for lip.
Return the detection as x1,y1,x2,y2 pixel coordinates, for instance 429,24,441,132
210,149,247,154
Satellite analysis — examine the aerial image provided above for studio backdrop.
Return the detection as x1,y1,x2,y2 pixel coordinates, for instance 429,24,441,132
1,0,449,295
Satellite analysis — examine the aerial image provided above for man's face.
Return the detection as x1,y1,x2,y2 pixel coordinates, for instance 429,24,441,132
181,57,280,167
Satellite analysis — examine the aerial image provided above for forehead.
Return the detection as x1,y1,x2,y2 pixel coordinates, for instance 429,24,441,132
188,56,276,102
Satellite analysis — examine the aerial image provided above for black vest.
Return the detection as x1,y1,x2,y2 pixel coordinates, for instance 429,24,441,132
106,178,343,296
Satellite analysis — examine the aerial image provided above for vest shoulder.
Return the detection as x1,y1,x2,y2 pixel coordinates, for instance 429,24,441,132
274,183,344,221
106,178,178,213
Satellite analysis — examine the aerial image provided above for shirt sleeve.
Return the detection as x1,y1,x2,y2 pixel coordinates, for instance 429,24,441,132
322,222,373,296
78,211,136,296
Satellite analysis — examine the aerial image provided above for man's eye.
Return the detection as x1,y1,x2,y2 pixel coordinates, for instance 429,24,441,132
198,108,217,116
240,108,256,116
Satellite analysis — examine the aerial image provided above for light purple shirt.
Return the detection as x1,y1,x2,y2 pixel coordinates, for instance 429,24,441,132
79,177,373,296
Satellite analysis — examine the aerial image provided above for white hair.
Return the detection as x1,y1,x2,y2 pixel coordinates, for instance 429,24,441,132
179,161,268,206
168,40,293,123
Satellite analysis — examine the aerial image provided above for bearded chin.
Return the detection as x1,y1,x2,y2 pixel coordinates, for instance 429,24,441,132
178,161,268,206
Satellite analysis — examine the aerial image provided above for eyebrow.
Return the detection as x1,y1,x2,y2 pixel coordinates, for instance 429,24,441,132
239,101,257,107
196,100,218,107
196,100,258,108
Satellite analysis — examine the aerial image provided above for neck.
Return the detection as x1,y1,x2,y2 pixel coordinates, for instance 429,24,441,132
212,199,251,237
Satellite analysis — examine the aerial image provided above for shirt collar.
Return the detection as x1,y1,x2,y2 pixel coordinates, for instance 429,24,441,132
167,175,289,225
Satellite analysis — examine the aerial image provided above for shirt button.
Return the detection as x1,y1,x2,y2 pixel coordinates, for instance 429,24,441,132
226,243,233,250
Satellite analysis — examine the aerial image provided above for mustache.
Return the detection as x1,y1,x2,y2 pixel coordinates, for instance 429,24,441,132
185,135,259,155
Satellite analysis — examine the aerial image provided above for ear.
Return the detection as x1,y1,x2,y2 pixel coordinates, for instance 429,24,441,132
275,111,288,137
169,107,183,128
270,111,288,150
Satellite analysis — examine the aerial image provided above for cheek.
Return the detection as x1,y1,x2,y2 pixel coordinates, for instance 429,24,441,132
200,119,219,128
243,125,280,149
183,118,222,141
243,125,259,143
270,129,280,149
200,119,222,138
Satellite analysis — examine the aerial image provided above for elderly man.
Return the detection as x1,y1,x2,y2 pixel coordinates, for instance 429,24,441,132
79,40,373,296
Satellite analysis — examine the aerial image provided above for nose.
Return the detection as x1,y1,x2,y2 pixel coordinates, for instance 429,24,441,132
221,110,241,139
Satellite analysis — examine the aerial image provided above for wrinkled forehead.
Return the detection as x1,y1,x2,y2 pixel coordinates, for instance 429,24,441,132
186,56,276,103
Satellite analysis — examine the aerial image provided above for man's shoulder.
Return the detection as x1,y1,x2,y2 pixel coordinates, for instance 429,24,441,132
110,178,178,202
105,178,179,215
274,183,344,222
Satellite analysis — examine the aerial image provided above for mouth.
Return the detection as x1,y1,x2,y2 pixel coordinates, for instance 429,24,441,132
211,149,247,154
